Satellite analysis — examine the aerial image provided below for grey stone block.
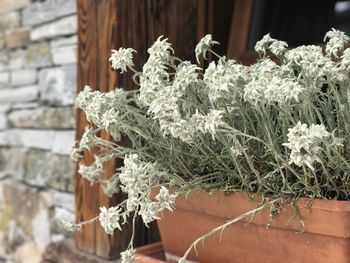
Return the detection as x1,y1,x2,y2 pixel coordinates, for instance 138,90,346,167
24,149,75,191
22,0,77,27
30,15,77,41
8,107,75,129
0,86,39,103
51,45,77,65
52,130,75,155
39,64,77,106
25,42,52,68
11,69,37,86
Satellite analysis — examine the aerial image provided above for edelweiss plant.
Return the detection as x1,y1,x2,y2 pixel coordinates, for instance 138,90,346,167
69,29,350,262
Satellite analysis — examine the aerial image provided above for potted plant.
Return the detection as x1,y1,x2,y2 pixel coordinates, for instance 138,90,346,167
67,29,350,263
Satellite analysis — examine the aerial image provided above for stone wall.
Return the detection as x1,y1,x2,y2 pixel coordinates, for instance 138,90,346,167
0,1,77,262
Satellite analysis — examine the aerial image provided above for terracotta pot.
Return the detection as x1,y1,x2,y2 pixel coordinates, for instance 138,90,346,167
155,190,350,263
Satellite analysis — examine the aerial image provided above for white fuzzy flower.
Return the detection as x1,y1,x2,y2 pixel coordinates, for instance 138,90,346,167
195,34,219,62
244,79,263,104
61,220,81,232
126,195,139,212
120,248,136,263
249,58,279,80
158,116,193,142
78,157,103,184
119,154,169,199
204,61,228,102
81,91,105,125
155,186,177,212
263,77,284,103
101,108,122,141
286,45,328,88
147,36,174,62
76,86,95,111
204,59,245,102
142,56,168,80
119,154,145,195
99,206,122,235
283,122,310,152
324,28,350,58
263,76,304,103
173,61,199,92
139,57,170,106
139,77,159,106
281,80,305,101
204,110,225,137
285,45,324,67
148,88,181,116
119,157,176,225
255,34,273,55
244,59,304,104
283,122,330,170
189,110,206,133
255,34,287,57
341,48,350,71
308,124,330,139
79,127,98,150
70,146,83,161
109,48,136,73
138,201,160,225
269,39,288,57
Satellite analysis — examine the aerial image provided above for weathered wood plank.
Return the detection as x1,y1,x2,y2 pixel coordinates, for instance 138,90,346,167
75,0,99,255
146,0,200,62
227,0,253,61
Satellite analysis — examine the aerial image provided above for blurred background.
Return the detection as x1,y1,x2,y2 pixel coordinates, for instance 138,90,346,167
0,0,349,263
0,0,76,262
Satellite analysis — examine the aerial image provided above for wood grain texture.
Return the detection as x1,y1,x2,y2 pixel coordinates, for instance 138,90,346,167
146,0,200,62
76,0,208,259
75,0,99,255
95,0,122,258
227,0,253,61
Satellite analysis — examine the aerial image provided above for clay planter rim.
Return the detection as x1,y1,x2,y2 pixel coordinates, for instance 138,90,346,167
155,190,350,263
153,189,350,238
173,189,350,211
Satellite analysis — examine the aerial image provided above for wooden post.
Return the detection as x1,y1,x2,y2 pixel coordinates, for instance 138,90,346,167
75,0,208,259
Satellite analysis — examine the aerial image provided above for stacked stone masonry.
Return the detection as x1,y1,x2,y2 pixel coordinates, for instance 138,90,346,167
0,1,77,262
